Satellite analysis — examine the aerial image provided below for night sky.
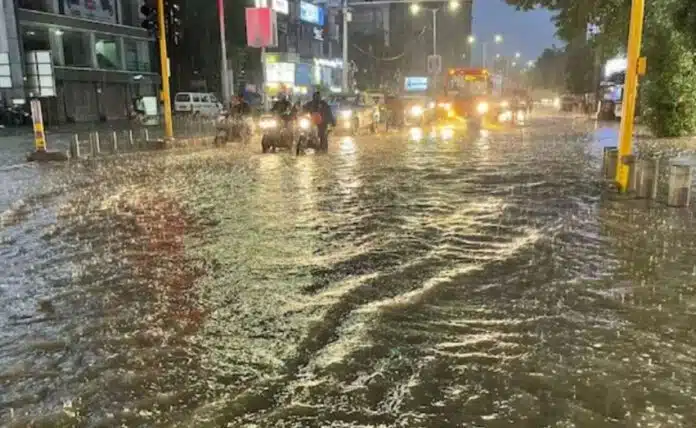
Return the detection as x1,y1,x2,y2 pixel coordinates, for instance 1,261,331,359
472,1,561,64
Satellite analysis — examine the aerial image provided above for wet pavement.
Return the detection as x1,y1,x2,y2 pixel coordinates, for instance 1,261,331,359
2,113,696,427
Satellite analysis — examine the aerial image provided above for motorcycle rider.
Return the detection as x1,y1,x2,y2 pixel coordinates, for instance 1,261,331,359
303,91,335,151
231,93,251,117
271,92,293,115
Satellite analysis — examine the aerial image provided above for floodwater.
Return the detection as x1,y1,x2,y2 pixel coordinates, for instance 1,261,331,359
2,114,696,427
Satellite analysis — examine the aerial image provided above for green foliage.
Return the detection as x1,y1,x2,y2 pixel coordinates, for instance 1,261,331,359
528,47,566,90
640,1,696,137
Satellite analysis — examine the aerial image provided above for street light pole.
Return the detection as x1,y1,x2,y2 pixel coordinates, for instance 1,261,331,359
218,0,230,106
431,8,438,90
342,0,350,92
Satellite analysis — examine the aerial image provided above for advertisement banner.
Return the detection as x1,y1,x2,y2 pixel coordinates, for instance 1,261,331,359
404,76,428,92
295,63,312,86
300,2,325,26
246,8,278,48
266,62,295,84
63,0,116,23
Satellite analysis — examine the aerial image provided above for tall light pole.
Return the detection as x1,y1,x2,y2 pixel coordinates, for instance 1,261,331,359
156,0,173,139
482,34,502,69
342,0,350,92
218,0,230,106
615,0,646,192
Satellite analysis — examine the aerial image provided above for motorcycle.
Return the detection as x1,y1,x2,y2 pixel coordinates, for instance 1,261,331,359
214,113,252,146
295,114,323,155
260,112,294,153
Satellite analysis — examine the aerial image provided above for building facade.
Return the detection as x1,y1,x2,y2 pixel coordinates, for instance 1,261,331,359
257,0,343,98
1,0,159,124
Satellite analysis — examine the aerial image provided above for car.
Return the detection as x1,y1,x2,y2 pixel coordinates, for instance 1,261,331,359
327,93,379,135
401,94,435,127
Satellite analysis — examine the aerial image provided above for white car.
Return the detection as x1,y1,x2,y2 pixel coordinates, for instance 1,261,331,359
328,93,379,135
174,92,224,117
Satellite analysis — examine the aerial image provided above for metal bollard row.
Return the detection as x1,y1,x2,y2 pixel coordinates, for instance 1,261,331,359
602,146,693,207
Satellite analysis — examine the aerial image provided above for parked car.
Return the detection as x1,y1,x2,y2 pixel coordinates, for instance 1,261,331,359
174,92,224,117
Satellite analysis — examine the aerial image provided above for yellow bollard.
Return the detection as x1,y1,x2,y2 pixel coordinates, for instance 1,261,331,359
30,99,46,152
615,0,646,192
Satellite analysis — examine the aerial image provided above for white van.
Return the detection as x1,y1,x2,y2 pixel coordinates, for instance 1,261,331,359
174,92,223,116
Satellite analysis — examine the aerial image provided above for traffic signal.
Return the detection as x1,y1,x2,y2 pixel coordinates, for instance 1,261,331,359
140,0,157,33
166,1,181,45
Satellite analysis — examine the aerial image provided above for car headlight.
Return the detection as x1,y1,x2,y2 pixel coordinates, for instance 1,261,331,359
438,102,451,110
428,101,436,108
299,117,311,129
340,110,352,119
553,97,561,108
500,100,509,108
476,102,489,115
410,105,423,116
259,118,277,129
441,127,454,139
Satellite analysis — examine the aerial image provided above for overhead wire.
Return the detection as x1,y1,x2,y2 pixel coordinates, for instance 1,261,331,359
351,26,428,62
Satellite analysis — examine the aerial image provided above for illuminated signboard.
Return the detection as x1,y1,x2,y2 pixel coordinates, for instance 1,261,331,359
300,2,325,26
405,76,428,91
254,0,288,14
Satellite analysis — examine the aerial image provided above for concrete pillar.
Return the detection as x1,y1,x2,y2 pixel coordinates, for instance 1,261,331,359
49,30,65,66
89,32,98,69
667,164,692,207
636,158,659,199
2,0,26,99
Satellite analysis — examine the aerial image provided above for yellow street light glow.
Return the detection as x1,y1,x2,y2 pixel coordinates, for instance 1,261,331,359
467,35,475,44
409,3,420,14
494,34,503,43
449,0,460,11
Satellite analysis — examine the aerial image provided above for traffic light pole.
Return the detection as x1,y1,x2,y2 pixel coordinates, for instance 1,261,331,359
615,0,645,192
156,0,174,139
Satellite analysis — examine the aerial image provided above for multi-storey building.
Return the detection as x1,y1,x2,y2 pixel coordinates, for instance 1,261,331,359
258,0,344,98
1,0,159,123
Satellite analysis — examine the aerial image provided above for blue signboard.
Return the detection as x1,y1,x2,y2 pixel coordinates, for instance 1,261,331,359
295,63,312,86
405,76,428,91
300,2,325,26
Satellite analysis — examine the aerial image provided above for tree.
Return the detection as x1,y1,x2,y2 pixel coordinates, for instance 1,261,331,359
529,47,566,91
504,0,696,137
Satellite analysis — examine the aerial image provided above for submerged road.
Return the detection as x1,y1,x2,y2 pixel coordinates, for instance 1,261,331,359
1,113,695,427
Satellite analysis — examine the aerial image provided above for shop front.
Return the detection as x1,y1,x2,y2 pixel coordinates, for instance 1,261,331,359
313,58,343,92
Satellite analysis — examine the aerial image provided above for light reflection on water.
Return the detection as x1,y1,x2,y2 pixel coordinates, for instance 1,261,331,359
1,117,696,426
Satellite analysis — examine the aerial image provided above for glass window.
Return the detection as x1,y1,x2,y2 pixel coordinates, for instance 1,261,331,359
124,39,153,72
175,93,190,102
62,30,91,67
209,94,218,103
192,95,201,102
18,0,55,13
201,95,210,102
22,26,51,52
120,0,140,26
95,34,121,70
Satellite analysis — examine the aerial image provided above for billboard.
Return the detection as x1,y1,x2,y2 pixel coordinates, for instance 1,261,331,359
63,0,116,23
404,76,428,91
246,8,278,48
300,2,325,26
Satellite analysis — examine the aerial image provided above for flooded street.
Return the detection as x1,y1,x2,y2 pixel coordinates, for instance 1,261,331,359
2,114,696,427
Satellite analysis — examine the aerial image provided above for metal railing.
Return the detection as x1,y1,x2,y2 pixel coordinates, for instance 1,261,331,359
67,116,220,159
